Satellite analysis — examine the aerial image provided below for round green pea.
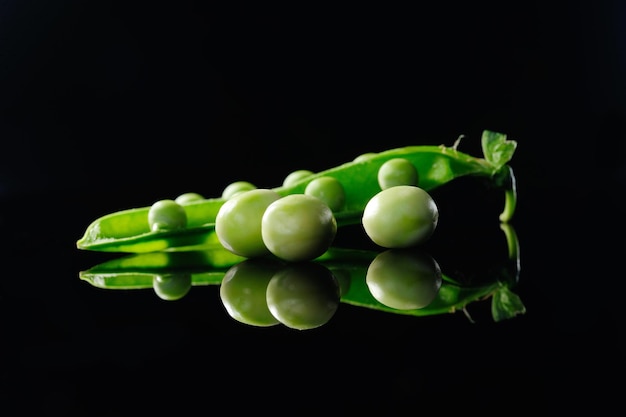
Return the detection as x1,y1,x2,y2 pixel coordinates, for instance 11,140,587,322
282,169,314,188
148,199,187,232
153,274,192,301
304,176,346,212
353,152,377,162
377,157,419,189
215,188,281,258
222,181,257,200
362,185,439,248
366,249,442,310
219,259,282,327
265,262,340,330
261,194,337,262
174,192,204,205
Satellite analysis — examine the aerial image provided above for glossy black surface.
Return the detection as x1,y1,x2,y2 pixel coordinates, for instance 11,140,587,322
1,1,623,414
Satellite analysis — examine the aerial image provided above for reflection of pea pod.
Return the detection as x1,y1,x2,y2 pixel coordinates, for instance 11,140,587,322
80,248,245,289
76,131,517,252
317,250,496,317
80,227,524,322
341,271,516,319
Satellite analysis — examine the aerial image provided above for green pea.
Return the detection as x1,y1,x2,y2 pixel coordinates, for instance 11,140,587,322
215,188,281,258
377,157,419,189
174,192,205,205
353,152,377,162
261,194,337,262
266,262,340,330
282,169,314,188
219,259,282,327
222,181,257,200
366,249,442,310
153,273,192,301
148,199,187,232
362,185,439,248
304,176,346,212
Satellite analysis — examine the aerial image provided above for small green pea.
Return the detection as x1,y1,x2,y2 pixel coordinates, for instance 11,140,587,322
174,192,204,205
282,169,314,188
220,259,282,327
377,157,419,189
366,249,442,310
353,152,377,162
222,181,257,200
362,185,439,248
148,199,187,232
215,188,281,258
266,262,340,330
153,273,192,301
304,176,346,212
261,194,337,262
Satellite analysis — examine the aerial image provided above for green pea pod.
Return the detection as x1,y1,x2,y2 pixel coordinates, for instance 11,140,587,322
76,130,517,253
79,224,524,322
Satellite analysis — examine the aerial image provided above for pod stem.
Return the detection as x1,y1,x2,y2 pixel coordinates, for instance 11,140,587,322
498,165,517,223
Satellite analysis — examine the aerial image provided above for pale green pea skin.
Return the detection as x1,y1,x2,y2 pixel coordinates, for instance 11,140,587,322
304,176,346,212
215,189,281,258
377,157,419,189
153,273,192,301
261,194,337,262
265,262,340,330
174,192,204,205
219,259,282,327
222,181,257,200
366,249,442,310
362,185,439,248
148,199,187,232
282,169,314,187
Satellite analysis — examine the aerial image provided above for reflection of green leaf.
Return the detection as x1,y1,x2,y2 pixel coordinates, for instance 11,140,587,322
481,130,517,170
491,285,527,322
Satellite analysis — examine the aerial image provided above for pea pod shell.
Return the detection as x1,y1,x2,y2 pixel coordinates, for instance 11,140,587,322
77,143,512,253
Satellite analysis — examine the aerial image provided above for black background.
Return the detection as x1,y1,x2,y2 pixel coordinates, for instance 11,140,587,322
1,1,624,415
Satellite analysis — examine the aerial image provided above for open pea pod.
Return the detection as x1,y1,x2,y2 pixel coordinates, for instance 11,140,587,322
80,224,525,322
76,130,517,253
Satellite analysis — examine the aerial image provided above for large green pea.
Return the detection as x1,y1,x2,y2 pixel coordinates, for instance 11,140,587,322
219,259,282,327
266,262,340,330
362,185,439,248
153,273,192,301
377,157,419,189
366,249,442,310
148,199,187,232
261,194,337,262
215,189,281,258
304,176,346,212
282,169,314,187
222,181,257,200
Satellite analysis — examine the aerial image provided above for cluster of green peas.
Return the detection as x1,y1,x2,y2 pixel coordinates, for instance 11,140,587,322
147,154,440,262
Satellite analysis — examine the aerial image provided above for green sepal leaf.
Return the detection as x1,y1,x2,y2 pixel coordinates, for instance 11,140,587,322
481,130,517,170
491,284,527,322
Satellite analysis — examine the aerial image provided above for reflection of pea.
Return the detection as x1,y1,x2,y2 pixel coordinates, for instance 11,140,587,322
266,262,340,330
153,274,192,301
366,249,442,310
220,259,282,327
